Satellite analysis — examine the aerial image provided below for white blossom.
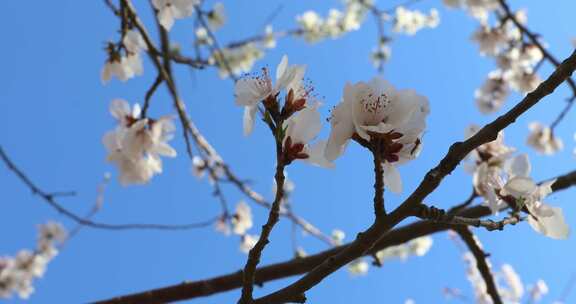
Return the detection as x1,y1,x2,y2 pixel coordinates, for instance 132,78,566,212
375,236,433,262
475,71,509,114
498,264,524,302
195,27,213,45
234,55,306,135
231,201,253,235
263,25,276,49
191,156,206,178
122,29,148,54
240,234,258,253
506,67,541,93
526,122,563,155
206,2,226,30
295,3,370,43
502,174,569,239
214,216,231,236
283,103,334,168
331,229,346,245
101,56,135,84
471,25,508,56
347,258,369,276
325,77,429,193
103,99,177,185
528,279,549,302
0,222,66,300
463,252,492,304
393,7,440,36
211,43,264,78
151,0,198,31
370,40,391,68
464,0,499,22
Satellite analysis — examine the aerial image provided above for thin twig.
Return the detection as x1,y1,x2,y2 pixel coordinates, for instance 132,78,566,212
0,145,220,231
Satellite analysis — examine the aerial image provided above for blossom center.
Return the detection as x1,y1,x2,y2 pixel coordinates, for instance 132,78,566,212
358,90,390,125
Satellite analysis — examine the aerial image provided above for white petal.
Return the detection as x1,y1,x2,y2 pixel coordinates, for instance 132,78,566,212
110,99,131,120
158,8,175,30
243,106,258,136
305,140,335,168
101,63,112,84
275,55,288,83
506,154,531,177
537,179,556,199
154,142,177,157
235,78,270,107
383,162,402,193
502,176,537,198
284,104,322,144
325,116,354,161
528,205,570,239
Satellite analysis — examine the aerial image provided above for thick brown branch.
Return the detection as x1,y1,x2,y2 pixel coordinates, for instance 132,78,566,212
92,167,576,303
456,227,503,304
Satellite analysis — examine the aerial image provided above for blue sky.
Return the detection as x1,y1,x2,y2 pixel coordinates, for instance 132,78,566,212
1,0,575,303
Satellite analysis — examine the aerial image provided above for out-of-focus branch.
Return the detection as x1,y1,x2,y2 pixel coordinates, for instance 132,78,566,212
455,227,503,304
0,145,220,231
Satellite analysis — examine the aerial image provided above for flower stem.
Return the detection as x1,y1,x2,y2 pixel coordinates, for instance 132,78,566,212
372,142,386,219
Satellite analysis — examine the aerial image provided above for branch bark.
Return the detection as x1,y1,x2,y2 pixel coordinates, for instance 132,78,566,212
456,227,503,304
92,167,576,304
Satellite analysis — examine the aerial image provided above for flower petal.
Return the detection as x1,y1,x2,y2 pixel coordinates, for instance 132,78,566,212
528,205,570,239
383,162,402,193
243,105,258,136
506,153,531,177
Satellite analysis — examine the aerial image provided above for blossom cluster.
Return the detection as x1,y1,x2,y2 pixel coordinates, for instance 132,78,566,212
296,0,371,43
101,29,148,84
214,201,258,254
0,222,66,299
347,236,433,276
442,1,543,114
392,7,439,36
235,55,430,193
465,125,569,239
462,251,550,303
102,99,177,185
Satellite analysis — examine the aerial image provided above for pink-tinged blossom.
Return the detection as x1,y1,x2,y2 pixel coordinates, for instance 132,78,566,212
234,55,306,135
325,77,429,193
103,99,177,186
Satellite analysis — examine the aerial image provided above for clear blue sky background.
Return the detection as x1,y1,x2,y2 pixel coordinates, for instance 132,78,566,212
1,0,575,303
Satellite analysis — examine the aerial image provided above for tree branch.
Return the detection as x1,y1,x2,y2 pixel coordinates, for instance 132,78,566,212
253,49,576,304
498,0,576,131
238,138,286,303
455,227,503,304
0,145,220,231
92,166,576,304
